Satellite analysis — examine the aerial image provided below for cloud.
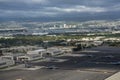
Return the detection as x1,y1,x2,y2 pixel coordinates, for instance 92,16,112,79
46,6,106,13
111,4,120,11
0,9,58,17
22,0,48,4
0,0,120,21
0,5,107,18
0,0,47,3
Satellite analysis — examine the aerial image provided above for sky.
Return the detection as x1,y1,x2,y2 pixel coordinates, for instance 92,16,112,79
0,0,120,22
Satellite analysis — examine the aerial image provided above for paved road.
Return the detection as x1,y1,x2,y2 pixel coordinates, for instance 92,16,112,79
0,69,112,80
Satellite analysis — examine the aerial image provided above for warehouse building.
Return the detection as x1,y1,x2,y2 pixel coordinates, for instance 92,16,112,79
17,49,47,62
0,56,15,68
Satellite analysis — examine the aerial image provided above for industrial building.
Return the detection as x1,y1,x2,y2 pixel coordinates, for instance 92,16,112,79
44,47,64,57
17,49,47,62
0,56,15,68
0,47,66,68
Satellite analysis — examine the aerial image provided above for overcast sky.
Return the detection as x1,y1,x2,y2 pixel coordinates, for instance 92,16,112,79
0,0,120,21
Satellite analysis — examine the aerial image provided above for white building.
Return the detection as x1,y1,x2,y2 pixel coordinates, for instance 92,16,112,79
61,47,72,53
0,56,15,68
17,54,41,62
45,47,64,57
27,49,46,57
17,49,47,62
